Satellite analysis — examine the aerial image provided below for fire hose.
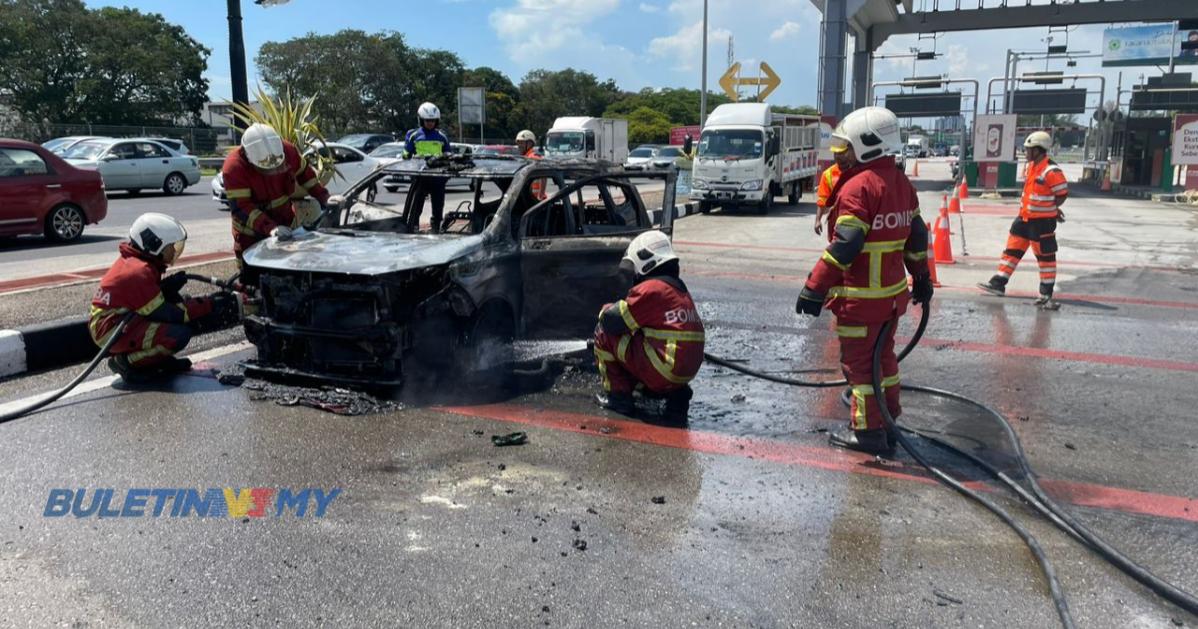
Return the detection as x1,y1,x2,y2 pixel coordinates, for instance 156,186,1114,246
705,304,1198,627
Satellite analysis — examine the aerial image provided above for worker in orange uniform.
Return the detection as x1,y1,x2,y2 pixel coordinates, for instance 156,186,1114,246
795,107,934,454
593,231,705,424
90,213,235,382
516,129,546,200
221,123,330,287
815,136,854,239
978,131,1068,309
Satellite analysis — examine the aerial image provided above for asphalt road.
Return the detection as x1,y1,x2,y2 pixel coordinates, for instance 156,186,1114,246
1,160,1196,627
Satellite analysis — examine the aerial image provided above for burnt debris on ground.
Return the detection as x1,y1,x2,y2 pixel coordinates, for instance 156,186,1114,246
218,364,399,416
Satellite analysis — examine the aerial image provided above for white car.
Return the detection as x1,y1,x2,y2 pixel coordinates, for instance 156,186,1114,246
62,138,200,195
625,145,662,167
213,142,395,208
42,136,106,156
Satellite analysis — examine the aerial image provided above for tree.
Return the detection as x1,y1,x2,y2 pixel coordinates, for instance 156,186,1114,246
513,69,622,139
606,88,732,126
623,107,673,145
0,0,209,125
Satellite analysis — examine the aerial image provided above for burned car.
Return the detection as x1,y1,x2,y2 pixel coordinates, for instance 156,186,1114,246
239,155,677,386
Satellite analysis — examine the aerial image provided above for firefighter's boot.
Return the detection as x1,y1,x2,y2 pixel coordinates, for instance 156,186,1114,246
662,385,693,425
595,392,635,416
829,427,895,455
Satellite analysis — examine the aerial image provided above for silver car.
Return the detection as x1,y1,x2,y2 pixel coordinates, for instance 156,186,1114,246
62,138,201,195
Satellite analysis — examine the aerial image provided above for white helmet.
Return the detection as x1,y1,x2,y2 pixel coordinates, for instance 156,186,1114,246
417,102,441,122
129,212,187,258
622,230,678,276
241,123,285,170
515,129,536,143
1024,130,1053,151
831,106,901,163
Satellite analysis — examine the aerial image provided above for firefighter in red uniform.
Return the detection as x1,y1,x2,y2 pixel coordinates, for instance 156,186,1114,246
796,107,934,454
221,123,330,286
593,231,705,424
89,213,234,382
977,130,1068,309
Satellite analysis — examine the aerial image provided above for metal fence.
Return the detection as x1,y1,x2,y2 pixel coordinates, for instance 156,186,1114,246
0,120,231,155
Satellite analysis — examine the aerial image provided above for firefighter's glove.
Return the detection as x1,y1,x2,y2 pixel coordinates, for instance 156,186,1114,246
795,287,824,318
161,271,188,302
271,226,293,241
911,274,934,306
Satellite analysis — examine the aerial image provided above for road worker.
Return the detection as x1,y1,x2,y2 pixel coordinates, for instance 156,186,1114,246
795,107,934,454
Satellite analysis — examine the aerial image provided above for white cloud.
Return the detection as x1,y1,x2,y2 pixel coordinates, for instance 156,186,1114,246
770,21,801,42
649,20,733,72
489,0,621,64
639,2,661,12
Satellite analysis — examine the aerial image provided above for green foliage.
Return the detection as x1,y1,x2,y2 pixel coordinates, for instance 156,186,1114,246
0,0,210,125
624,107,673,145
230,85,337,183
605,88,732,126
513,69,623,141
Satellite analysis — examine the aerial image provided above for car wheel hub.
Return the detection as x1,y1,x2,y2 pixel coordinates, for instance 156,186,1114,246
54,208,82,238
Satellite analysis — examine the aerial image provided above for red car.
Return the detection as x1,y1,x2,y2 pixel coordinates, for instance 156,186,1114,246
0,138,107,243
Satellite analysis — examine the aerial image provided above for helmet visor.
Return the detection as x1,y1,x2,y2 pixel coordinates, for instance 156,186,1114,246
254,148,285,170
161,238,186,264
829,135,851,153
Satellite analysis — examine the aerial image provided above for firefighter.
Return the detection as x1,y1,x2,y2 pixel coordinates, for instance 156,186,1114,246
221,123,330,286
815,135,856,239
795,107,934,454
516,129,540,159
89,214,235,382
977,131,1068,308
593,231,705,424
404,102,452,233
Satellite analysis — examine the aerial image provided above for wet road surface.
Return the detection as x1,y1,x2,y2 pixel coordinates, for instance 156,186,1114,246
1,163,1196,627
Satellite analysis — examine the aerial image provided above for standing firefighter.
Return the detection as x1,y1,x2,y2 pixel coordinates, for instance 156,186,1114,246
404,102,452,232
978,131,1068,308
221,123,330,285
593,231,705,424
89,214,234,382
795,107,934,454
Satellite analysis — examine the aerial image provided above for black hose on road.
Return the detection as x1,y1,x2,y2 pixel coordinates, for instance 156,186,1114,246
0,313,133,425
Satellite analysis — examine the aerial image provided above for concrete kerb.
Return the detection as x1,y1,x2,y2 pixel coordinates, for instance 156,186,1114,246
653,200,697,226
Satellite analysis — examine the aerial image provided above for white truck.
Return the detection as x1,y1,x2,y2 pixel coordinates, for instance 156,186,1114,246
906,135,930,158
691,103,821,214
544,117,629,163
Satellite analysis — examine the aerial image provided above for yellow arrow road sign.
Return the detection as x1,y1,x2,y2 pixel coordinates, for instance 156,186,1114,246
719,62,742,101
717,61,782,102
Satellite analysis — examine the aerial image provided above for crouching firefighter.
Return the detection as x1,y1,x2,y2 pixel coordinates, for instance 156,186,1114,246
795,107,934,454
89,213,237,382
593,231,705,424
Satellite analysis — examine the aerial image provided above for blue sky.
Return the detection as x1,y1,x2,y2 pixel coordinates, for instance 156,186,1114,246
85,0,1172,115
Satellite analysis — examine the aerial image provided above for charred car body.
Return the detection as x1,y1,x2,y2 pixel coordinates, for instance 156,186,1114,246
240,155,677,386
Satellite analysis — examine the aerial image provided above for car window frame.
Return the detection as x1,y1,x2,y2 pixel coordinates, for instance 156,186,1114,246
136,142,171,159
0,147,54,178
519,173,648,240
107,142,139,161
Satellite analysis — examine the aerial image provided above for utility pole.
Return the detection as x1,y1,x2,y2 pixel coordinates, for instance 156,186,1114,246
227,0,248,138
699,0,709,129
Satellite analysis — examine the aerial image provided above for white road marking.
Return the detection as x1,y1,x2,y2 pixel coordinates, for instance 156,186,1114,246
0,341,252,417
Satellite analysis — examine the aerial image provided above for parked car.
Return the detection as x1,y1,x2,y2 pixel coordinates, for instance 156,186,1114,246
61,138,200,195
651,146,686,168
370,142,407,159
239,156,678,386
625,144,662,167
0,138,107,242
475,145,522,157
212,142,393,208
42,136,105,156
141,137,189,155
336,134,395,154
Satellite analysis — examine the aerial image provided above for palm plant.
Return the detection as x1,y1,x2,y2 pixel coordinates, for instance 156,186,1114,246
229,85,340,188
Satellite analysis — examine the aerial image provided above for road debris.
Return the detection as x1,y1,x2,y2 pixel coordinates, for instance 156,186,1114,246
933,590,963,605
492,432,528,447
237,377,397,416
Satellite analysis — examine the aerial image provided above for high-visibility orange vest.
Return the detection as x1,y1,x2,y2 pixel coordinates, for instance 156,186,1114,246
1019,158,1067,221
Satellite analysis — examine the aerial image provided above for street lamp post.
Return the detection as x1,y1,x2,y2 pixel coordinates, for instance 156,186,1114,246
700,0,709,130
227,0,291,140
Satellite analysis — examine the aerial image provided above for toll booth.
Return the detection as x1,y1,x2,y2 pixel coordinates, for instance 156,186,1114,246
1109,117,1173,187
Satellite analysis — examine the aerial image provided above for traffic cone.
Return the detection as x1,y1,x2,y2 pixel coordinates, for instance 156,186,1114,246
1100,168,1112,192
948,189,962,215
933,201,955,265
912,160,920,177
925,237,941,287
958,179,969,198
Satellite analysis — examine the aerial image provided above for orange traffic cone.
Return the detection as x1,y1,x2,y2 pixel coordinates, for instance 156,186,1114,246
948,190,962,215
958,179,969,199
926,237,941,287
1100,168,1112,192
912,160,920,177
933,201,955,265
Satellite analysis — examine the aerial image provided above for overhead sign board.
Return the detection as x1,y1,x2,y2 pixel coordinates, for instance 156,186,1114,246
457,87,485,125
1010,89,1088,115
884,92,962,117
1173,114,1198,166
1130,88,1198,111
1102,25,1197,67
973,114,1017,162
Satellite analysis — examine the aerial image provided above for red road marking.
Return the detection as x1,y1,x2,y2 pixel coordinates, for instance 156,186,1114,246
674,239,1190,273
0,251,235,294
441,402,1198,523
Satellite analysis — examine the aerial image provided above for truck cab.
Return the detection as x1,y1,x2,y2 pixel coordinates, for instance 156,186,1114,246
545,117,629,163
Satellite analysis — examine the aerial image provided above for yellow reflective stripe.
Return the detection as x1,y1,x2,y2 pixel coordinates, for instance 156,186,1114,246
664,339,678,369
835,214,870,234
862,239,906,253
852,388,868,430
837,325,867,338
247,209,267,226
618,300,639,332
869,251,882,288
594,347,616,362
231,220,257,236
135,293,164,316
616,335,631,362
826,278,909,299
904,250,928,261
300,177,320,190
643,340,689,385
269,195,291,209
225,188,252,199
642,328,706,343
127,322,164,362
850,374,900,397
821,250,849,271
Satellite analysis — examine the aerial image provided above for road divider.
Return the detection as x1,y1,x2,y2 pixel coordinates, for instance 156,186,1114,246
0,317,93,379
